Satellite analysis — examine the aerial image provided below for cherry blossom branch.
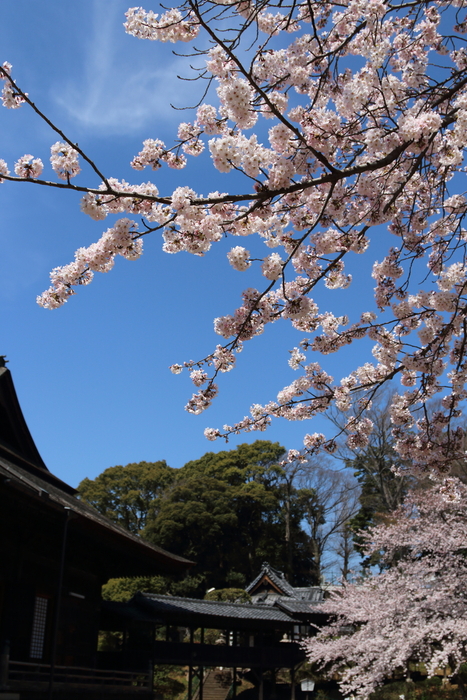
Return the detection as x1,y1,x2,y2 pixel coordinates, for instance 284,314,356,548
0,66,111,189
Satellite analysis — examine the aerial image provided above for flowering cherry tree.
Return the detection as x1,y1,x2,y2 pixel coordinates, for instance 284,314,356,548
2,0,467,472
302,478,467,699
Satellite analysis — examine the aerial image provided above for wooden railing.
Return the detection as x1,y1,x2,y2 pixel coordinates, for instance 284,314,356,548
8,660,151,689
150,639,306,669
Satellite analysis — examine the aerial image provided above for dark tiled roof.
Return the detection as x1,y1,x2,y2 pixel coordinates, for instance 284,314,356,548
0,454,193,574
250,592,280,605
291,588,324,603
246,562,328,611
246,563,296,597
275,597,325,615
137,592,296,623
101,599,158,624
0,362,193,575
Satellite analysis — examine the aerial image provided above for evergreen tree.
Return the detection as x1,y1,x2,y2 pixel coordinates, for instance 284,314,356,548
78,460,175,534
145,441,314,587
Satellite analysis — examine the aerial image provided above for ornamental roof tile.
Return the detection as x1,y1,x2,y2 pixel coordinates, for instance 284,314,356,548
245,562,296,597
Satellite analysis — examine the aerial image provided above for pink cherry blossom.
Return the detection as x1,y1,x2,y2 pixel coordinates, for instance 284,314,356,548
14,154,43,179
2,0,467,478
50,142,80,180
227,246,251,271
304,480,467,699
0,159,9,183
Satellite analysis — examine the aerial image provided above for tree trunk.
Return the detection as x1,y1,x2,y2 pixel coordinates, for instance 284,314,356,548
285,481,292,580
456,674,467,700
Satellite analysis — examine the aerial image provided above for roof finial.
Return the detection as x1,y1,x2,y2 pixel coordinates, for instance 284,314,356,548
0,356,8,368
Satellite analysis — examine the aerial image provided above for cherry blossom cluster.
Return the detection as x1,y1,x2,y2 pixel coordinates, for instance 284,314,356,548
14,155,43,179
0,159,9,183
50,142,81,181
304,480,467,698
124,6,199,42
345,416,374,450
37,219,142,309
130,137,193,171
227,246,251,271
1,62,24,109
185,382,218,415
4,0,467,475
79,178,168,224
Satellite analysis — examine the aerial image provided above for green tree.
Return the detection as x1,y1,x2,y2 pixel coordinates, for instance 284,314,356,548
180,440,286,485
204,588,251,603
77,441,337,591
145,441,313,587
102,575,169,602
78,460,175,534
102,574,205,601
145,474,239,586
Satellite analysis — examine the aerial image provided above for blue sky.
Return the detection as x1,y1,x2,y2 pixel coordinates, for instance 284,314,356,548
0,0,384,488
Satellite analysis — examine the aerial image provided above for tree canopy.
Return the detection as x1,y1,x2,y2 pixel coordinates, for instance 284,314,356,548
102,573,206,601
78,460,175,534
146,441,316,586
78,441,350,588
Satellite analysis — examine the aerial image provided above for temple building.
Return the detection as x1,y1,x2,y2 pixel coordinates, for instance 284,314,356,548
0,356,331,700
246,562,329,636
0,357,192,699
98,564,329,700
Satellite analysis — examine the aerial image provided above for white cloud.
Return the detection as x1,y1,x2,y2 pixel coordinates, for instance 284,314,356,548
53,0,203,135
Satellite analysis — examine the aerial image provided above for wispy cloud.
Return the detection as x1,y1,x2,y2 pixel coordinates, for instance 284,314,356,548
53,0,202,135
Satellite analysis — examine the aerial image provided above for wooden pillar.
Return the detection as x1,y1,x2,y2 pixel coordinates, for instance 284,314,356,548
199,628,204,700
199,667,204,700
149,624,156,691
290,666,295,700
0,640,9,691
188,628,194,700
232,630,237,700
147,660,154,690
259,631,264,700
188,665,193,700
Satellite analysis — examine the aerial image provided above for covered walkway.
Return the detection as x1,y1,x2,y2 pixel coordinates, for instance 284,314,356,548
99,591,325,700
